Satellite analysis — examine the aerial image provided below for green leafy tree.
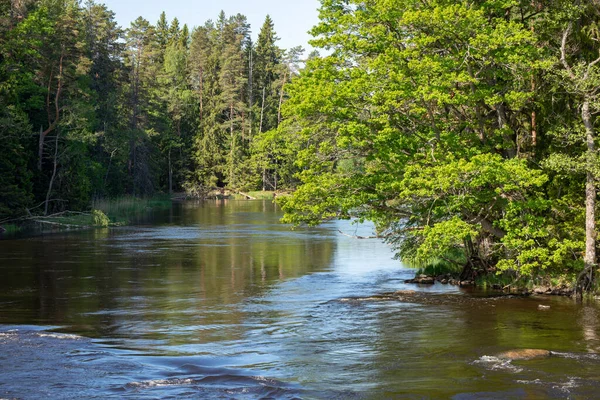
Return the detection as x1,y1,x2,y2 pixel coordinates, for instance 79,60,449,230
279,0,576,282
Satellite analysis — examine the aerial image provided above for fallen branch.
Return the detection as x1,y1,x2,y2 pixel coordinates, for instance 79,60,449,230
33,219,90,229
237,192,257,200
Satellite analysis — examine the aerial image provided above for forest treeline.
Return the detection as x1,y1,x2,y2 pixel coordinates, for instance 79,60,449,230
0,0,307,219
4,0,600,290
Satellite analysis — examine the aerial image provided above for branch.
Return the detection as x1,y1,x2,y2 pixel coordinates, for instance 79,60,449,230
585,52,600,81
561,23,577,81
337,229,382,239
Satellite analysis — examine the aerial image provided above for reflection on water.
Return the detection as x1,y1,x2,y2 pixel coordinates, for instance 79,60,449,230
1,200,600,399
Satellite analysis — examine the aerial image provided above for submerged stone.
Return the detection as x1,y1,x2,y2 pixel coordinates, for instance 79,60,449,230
497,349,551,361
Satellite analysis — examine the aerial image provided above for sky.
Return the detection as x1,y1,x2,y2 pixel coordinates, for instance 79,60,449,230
98,0,322,51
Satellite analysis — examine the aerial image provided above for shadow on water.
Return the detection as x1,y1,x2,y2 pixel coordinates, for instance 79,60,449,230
2,200,600,398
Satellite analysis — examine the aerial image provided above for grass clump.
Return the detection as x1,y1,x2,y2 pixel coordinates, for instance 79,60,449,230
92,209,110,227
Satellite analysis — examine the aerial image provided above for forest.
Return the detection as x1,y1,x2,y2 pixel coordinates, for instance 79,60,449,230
0,0,306,218
3,0,600,293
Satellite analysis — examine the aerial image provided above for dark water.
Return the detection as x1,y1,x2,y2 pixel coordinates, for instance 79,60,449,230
1,200,600,399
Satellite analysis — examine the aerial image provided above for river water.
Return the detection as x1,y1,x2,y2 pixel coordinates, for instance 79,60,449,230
1,200,600,399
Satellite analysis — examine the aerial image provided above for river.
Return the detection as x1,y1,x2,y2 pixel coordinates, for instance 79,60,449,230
1,200,599,399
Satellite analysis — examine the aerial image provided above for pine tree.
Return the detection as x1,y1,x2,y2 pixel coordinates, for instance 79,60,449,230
253,15,281,135
124,17,160,196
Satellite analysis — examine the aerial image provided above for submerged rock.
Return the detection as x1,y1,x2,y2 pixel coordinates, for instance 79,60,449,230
534,286,551,295
405,275,435,284
393,290,417,296
497,349,552,361
532,286,573,297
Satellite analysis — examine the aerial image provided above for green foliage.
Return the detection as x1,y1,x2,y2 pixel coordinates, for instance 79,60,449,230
276,0,600,287
92,209,110,227
4,0,600,290
0,105,33,218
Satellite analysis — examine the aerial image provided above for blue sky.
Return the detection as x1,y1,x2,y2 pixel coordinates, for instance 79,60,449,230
98,0,322,51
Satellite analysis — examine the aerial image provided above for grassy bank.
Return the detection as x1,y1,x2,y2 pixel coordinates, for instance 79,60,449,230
0,196,173,238
92,195,172,225
230,191,278,200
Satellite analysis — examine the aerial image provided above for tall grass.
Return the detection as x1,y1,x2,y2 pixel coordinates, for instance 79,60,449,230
92,195,172,224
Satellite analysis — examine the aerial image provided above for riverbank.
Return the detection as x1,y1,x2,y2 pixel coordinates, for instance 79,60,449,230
405,272,577,297
0,195,173,239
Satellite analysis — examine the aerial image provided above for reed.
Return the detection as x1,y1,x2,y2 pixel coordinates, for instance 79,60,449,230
92,195,172,224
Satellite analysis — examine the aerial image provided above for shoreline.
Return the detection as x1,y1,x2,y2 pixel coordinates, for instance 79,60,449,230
405,273,576,297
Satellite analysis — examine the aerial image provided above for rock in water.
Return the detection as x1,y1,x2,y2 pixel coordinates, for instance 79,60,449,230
405,276,435,284
497,349,551,360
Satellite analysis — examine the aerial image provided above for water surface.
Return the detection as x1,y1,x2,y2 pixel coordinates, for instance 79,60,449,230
1,200,600,399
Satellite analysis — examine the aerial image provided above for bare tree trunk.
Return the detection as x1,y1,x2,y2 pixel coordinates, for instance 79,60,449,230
583,99,596,276
259,87,266,133
561,24,600,294
248,49,253,137
104,148,117,188
44,133,60,215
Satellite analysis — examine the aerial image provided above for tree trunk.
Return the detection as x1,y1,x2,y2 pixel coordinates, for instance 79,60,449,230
248,49,253,136
168,148,173,195
259,87,266,133
104,148,117,189
466,63,485,144
39,50,64,170
583,99,596,284
497,102,517,159
38,126,45,171
44,133,60,215
230,103,235,186
530,9,538,149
